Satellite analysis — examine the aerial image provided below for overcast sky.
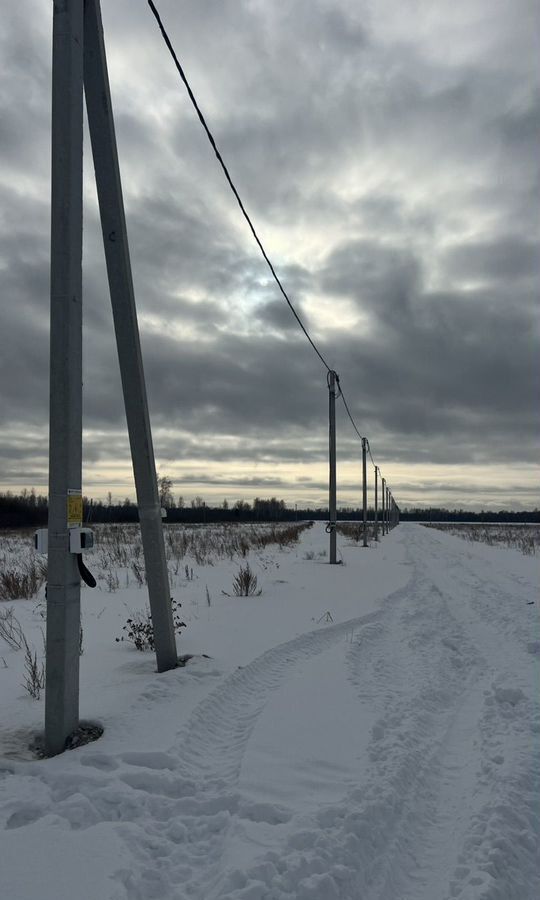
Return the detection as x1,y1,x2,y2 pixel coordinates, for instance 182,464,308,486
1,0,538,510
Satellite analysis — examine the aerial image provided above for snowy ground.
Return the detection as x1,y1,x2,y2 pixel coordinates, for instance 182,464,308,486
1,523,539,900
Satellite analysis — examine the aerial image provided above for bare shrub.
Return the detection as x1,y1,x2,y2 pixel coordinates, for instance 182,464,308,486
232,563,261,596
116,598,186,651
131,560,145,587
103,568,120,592
0,559,47,600
22,637,45,699
0,606,25,650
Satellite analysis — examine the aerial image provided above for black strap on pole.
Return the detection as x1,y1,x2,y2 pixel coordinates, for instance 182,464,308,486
77,554,97,588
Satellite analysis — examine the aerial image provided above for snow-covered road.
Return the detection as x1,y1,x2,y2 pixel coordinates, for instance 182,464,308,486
1,524,538,899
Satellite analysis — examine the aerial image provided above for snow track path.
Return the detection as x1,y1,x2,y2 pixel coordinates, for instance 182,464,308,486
1,524,538,900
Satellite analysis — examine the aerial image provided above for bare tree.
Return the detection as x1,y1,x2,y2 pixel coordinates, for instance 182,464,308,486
157,475,174,508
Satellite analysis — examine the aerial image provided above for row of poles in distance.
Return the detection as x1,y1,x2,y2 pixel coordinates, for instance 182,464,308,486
146,2,401,564
327,370,399,564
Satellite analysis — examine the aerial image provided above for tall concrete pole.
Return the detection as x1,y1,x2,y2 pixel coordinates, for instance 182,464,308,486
328,370,337,564
84,0,177,671
45,0,85,757
362,437,368,547
374,465,379,541
381,477,386,536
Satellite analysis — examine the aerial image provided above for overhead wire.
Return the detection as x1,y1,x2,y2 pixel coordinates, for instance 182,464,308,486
146,0,396,504
335,377,364,442
146,0,331,373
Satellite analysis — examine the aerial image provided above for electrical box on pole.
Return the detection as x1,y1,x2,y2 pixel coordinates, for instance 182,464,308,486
328,370,337,564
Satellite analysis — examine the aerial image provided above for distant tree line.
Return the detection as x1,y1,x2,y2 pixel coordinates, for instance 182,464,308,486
0,488,538,529
399,507,540,523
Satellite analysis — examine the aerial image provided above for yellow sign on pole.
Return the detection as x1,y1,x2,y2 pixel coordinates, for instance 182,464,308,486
67,490,83,527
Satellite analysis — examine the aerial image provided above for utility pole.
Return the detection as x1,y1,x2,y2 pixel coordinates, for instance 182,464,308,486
328,370,337,563
45,0,178,755
374,465,379,541
362,437,368,547
84,0,177,672
386,487,390,533
45,0,85,757
381,477,386,536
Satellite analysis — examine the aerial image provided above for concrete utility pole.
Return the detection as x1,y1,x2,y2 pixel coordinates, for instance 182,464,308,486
362,437,368,547
374,465,379,541
381,477,386,536
328,370,337,564
45,0,178,755
45,0,85,757
83,0,177,672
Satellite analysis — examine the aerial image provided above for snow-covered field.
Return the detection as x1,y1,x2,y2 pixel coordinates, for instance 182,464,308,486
1,522,538,900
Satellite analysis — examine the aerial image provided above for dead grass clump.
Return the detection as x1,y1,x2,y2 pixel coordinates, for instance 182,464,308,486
337,522,376,543
232,563,261,596
423,523,540,555
22,636,45,699
0,606,25,650
0,560,47,600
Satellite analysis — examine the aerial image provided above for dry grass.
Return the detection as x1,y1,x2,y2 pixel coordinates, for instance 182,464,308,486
423,523,540,555
336,522,378,543
0,521,313,599
231,563,261,596
0,560,47,601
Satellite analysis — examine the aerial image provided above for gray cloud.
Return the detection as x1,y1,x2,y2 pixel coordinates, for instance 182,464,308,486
1,0,538,508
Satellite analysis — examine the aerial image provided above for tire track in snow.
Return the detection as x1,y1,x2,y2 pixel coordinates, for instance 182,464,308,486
404,526,540,900
218,528,538,900
300,549,486,900
93,609,395,899
193,541,487,900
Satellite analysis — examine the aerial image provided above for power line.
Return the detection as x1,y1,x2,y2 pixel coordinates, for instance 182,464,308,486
336,376,365,442
146,1,397,506
146,0,332,372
